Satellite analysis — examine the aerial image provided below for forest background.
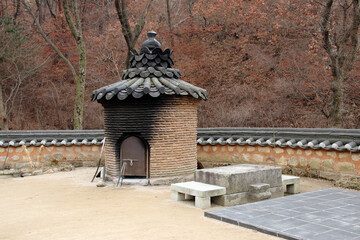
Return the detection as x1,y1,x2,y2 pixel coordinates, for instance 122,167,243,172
0,0,359,130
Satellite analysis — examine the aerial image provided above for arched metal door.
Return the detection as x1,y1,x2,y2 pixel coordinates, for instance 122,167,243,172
120,136,147,177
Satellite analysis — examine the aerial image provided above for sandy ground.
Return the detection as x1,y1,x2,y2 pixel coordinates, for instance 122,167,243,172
0,168,347,240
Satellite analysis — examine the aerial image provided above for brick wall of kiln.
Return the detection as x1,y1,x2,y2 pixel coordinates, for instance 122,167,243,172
197,145,360,183
102,96,199,178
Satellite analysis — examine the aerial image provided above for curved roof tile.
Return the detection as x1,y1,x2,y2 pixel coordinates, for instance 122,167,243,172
91,32,207,102
0,128,359,152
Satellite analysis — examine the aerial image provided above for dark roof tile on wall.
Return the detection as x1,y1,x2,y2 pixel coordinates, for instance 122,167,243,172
0,128,359,152
197,128,360,152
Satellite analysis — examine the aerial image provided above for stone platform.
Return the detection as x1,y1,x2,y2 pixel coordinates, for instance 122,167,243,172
195,164,283,206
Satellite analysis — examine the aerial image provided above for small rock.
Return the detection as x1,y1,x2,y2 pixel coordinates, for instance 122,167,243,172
52,168,59,172
58,165,73,172
44,169,54,174
21,172,32,177
32,169,43,176
3,169,20,175
96,181,106,187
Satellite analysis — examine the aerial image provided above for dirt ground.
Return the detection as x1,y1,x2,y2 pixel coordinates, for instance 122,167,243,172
0,168,349,240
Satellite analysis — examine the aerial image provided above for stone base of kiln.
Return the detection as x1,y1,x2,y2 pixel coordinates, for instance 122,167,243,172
104,173,194,186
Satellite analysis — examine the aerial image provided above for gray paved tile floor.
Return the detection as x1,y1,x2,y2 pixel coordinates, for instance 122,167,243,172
205,188,360,240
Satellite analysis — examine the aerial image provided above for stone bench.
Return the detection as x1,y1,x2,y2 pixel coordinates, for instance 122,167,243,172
171,181,226,209
282,175,300,194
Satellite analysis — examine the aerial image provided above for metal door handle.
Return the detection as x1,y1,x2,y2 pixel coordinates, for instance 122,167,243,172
123,159,138,166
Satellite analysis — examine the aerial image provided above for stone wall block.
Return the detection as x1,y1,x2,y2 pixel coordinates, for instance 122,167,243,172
286,148,295,154
274,147,284,153
236,146,245,152
241,154,251,163
336,162,356,173
276,156,287,166
247,146,255,152
296,149,304,155
15,147,23,153
253,154,264,163
315,151,323,157
309,158,320,169
351,154,360,162
92,146,100,152
339,152,350,160
258,147,271,153
266,156,275,164
43,154,51,161
288,156,298,167
305,150,312,156
227,146,234,152
322,159,334,170
11,155,20,161
299,157,307,167
326,151,337,158
231,154,239,162
53,154,64,161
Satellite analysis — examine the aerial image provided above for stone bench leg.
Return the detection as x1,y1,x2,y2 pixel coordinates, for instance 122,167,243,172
185,194,195,200
171,191,186,201
285,183,300,194
195,196,211,209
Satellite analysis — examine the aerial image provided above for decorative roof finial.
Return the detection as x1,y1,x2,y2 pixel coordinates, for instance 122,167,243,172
141,31,161,52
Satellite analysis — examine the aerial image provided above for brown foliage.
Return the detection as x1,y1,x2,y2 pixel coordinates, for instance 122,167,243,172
1,0,359,130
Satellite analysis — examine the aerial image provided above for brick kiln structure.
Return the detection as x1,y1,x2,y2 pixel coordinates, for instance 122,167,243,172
91,31,207,178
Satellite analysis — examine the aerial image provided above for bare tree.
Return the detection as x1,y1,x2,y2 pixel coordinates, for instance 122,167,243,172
321,0,360,127
0,15,42,130
23,0,86,130
114,0,152,68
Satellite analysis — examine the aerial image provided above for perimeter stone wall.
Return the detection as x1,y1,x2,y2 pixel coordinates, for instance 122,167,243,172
2,135,360,188
0,145,102,169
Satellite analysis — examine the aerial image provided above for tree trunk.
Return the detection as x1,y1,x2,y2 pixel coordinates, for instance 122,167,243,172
62,0,86,130
73,36,86,130
115,0,152,68
329,74,344,127
321,0,360,128
73,74,85,130
0,84,8,130
166,0,171,30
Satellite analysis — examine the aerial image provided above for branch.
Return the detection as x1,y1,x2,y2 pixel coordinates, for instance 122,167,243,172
45,0,57,18
62,0,79,40
22,0,77,78
133,0,152,43
114,0,132,47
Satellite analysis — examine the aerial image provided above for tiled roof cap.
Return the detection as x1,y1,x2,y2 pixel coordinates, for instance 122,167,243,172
91,31,207,102
197,128,360,152
0,128,359,152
